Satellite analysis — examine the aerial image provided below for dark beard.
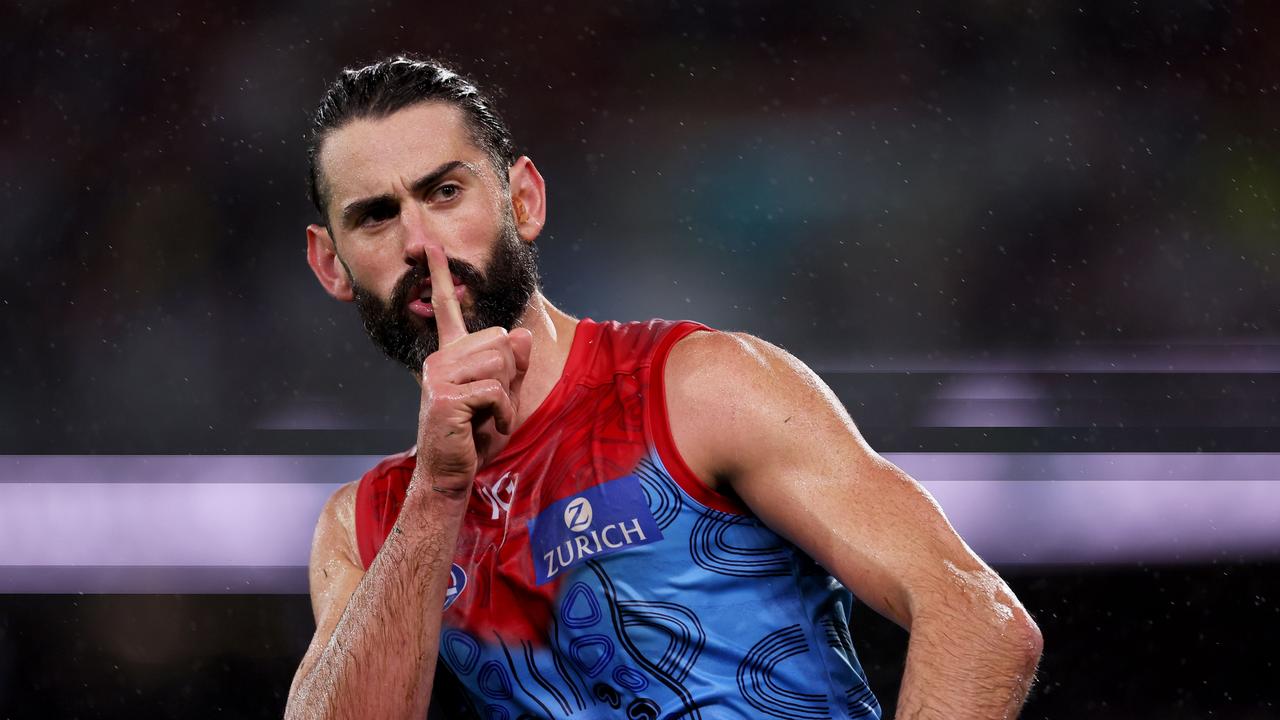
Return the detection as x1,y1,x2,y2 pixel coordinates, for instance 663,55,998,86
350,224,539,374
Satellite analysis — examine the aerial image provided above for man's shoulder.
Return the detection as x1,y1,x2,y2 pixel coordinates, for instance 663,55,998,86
656,328,814,495
662,328,848,491
663,328,821,437
665,328,790,386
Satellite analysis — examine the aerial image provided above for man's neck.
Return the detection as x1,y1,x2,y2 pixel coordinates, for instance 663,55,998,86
510,292,578,429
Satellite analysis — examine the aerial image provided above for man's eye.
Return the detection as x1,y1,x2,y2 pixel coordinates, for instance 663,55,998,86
433,184,461,201
361,206,397,226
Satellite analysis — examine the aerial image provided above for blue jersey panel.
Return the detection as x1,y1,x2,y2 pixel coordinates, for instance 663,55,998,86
438,449,882,719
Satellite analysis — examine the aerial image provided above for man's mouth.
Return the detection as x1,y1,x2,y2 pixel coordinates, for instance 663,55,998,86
407,276,467,319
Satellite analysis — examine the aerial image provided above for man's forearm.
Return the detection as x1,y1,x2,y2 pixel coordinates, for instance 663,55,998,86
894,609,1043,719
285,489,467,720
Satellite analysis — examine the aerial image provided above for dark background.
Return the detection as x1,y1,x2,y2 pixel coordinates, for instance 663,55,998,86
2,0,1277,718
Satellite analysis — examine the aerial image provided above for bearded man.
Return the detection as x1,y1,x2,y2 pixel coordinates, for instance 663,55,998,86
284,55,1042,720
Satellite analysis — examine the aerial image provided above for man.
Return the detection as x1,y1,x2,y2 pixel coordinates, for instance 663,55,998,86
285,55,1042,720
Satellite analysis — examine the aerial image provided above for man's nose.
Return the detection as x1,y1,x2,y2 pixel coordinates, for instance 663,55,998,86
400,203,433,269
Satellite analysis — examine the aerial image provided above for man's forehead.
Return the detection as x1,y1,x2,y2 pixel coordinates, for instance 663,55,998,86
319,102,491,203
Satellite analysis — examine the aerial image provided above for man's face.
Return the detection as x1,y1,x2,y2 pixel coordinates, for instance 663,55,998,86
349,216,537,372
315,102,538,372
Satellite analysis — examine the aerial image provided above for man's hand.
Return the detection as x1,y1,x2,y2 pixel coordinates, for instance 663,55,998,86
412,244,532,495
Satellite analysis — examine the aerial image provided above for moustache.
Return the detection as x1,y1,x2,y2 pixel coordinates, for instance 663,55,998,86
389,256,488,310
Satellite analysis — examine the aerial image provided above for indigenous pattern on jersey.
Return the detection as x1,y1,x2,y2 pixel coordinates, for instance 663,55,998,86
355,319,881,719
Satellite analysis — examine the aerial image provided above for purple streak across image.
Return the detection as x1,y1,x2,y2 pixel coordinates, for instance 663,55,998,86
0,453,1276,592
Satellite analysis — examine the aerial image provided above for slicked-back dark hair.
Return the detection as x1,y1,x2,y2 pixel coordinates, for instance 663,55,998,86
306,54,516,224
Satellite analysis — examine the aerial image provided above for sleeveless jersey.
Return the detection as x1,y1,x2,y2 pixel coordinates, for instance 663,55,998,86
354,318,881,719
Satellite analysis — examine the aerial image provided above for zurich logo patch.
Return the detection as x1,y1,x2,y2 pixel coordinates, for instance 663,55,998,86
443,563,467,610
528,475,663,585
564,497,593,531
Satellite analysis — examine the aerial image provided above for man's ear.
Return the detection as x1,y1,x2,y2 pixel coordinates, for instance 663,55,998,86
507,156,547,244
306,223,354,301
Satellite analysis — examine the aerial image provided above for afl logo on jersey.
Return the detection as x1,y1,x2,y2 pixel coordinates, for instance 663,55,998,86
443,563,467,610
564,497,593,531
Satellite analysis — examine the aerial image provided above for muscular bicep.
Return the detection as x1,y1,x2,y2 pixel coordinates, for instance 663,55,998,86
666,332,998,630
289,480,365,695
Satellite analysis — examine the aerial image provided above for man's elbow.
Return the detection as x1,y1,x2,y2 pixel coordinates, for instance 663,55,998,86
1004,606,1044,672
965,584,1043,669
913,564,1044,669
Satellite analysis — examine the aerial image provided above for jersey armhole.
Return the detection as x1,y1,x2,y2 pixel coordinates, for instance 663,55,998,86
354,471,378,570
353,449,417,570
646,323,750,515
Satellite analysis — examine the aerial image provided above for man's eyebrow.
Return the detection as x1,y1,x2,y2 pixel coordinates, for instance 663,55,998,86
338,160,481,227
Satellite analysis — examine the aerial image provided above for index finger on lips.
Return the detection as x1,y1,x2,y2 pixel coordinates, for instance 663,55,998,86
425,244,467,345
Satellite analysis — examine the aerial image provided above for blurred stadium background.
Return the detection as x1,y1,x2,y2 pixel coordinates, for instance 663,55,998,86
1,1,1277,717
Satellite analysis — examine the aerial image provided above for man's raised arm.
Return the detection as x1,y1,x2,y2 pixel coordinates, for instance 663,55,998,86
285,245,532,720
664,331,1043,719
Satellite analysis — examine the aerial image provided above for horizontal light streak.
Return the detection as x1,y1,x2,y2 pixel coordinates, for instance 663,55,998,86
0,453,1276,592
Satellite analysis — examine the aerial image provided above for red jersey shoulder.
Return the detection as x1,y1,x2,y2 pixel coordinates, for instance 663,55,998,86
353,447,416,569
581,318,709,384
